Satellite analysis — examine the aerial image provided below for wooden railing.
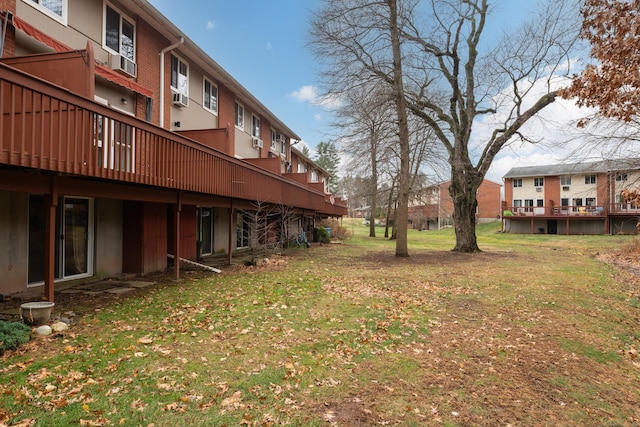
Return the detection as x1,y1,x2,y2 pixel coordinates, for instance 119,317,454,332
504,206,607,217
0,63,347,214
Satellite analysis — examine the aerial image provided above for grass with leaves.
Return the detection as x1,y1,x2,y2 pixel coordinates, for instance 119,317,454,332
1,220,639,426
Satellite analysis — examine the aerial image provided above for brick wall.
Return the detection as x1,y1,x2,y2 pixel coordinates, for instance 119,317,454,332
0,0,16,58
135,17,167,126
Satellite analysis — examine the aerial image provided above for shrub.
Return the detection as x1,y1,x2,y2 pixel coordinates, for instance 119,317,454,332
317,227,331,244
318,218,352,241
0,320,31,352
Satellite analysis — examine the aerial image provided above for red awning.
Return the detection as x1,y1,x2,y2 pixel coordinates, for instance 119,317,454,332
12,15,71,52
12,16,153,98
95,64,153,97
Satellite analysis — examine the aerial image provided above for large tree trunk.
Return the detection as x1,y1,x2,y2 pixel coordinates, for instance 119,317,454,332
449,163,482,252
388,0,410,257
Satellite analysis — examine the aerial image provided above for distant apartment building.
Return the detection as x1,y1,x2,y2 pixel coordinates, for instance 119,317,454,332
503,160,640,234
408,179,502,230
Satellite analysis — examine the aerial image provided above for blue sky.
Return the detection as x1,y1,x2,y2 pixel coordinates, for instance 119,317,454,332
146,1,582,182
147,0,327,150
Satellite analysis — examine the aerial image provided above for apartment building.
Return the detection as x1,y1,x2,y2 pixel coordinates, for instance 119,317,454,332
408,179,502,230
503,160,640,235
0,0,346,300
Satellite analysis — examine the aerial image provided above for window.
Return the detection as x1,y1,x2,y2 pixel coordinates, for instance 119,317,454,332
105,4,135,61
235,102,244,129
25,0,67,24
616,172,628,181
537,199,544,207
561,198,569,206
534,177,544,187
524,199,534,207
513,200,522,207
298,162,306,173
203,78,218,113
251,115,261,138
573,198,583,206
280,137,286,154
585,174,596,184
586,197,596,206
560,176,571,186
512,179,522,188
311,170,319,182
270,129,277,150
170,55,188,97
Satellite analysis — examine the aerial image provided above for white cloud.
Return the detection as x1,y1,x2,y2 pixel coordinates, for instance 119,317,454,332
289,85,344,110
206,21,216,30
471,76,601,182
290,85,318,103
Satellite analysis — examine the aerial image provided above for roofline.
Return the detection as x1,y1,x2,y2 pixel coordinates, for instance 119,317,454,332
291,146,333,177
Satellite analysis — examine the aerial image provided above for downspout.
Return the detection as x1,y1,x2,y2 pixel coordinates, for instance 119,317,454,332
0,11,13,58
159,37,184,128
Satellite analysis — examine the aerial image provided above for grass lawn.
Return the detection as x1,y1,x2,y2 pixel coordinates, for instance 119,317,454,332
1,220,640,426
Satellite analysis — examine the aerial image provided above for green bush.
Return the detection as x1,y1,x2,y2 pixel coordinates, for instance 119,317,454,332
0,320,31,352
317,227,331,243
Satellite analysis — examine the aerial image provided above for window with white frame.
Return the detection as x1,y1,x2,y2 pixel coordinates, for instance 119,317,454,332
170,55,188,97
279,137,286,154
203,78,218,113
586,197,596,206
534,177,544,187
235,102,244,129
584,174,596,184
104,4,135,62
512,179,522,188
251,115,261,139
25,0,67,24
270,129,277,150
616,172,628,181
311,170,319,182
560,176,571,186
298,162,306,173
513,200,522,207
561,198,569,206
524,199,534,207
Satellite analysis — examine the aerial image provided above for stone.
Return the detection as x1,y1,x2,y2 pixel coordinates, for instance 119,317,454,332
35,325,52,336
51,322,69,332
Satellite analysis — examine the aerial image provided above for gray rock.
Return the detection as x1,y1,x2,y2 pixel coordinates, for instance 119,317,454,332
35,325,52,336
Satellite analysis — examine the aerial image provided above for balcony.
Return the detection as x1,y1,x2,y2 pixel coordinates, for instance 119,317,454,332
0,60,346,216
504,206,607,218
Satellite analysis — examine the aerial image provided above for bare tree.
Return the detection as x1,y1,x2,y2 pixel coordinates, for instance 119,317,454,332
334,83,397,237
311,0,580,252
311,0,413,256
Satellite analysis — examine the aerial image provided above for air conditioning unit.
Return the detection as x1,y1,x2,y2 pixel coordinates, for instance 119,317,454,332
109,54,136,77
535,187,542,192
562,186,570,191
171,90,189,107
252,137,263,149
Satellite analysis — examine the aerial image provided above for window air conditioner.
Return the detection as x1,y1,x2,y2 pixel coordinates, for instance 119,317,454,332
171,90,189,107
110,54,136,77
252,137,263,149
535,187,542,192
562,186,570,191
